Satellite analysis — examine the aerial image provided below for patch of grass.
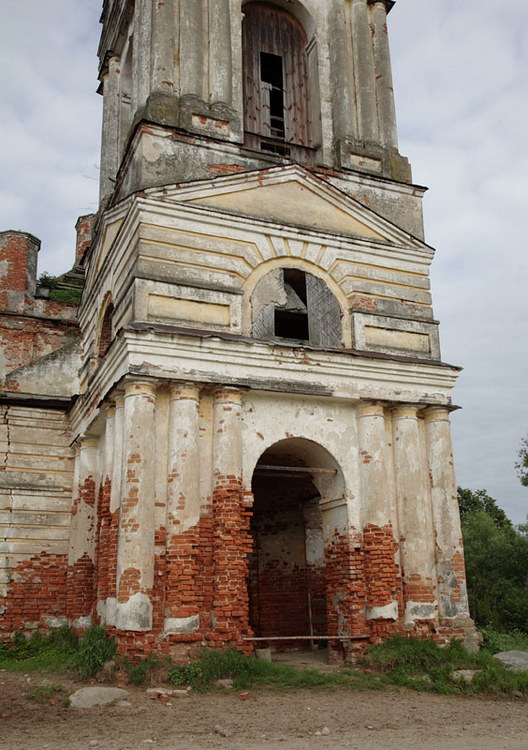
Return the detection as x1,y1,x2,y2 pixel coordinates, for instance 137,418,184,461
127,655,167,686
168,648,384,693
0,625,116,679
77,626,116,679
480,628,528,655
0,626,79,673
362,635,528,697
27,684,66,704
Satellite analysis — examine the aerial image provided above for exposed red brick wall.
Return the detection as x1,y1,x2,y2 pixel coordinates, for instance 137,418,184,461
0,553,67,639
363,523,402,610
94,478,119,606
75,214,95,262
324,529,367,633
66,477,96,622
0,230,79,384
210,475,253,649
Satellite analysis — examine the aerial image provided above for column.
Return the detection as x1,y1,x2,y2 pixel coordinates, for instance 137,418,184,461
180,0,205,98
152,0,176,95
99,56,121,206
392,405,437,625
209,0,232,104
67,438,99,627
350,0,380,143
211,387,251,646
165,383,201,635
371,1,398,150
423,407,469,620
357,403,400,623
116,379,157,631
132,0,153,113
95,404,115,623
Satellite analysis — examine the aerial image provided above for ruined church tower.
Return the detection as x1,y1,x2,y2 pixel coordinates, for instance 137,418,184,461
0,0,477,657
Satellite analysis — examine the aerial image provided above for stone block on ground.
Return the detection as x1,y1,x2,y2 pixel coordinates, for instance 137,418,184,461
69,687,129,708
493,651,528,672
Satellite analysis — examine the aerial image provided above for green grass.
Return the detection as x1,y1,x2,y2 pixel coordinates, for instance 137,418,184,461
3,628,527,699
169,648,384,693
480,628,528,655
361,635,528,697
27,684,66,704
0,625,115,678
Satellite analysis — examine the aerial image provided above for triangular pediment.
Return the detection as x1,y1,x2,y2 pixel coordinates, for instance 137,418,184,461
148,166,426,247
189,179,386,240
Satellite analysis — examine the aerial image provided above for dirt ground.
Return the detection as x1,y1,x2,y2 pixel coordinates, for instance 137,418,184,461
1,667,528,750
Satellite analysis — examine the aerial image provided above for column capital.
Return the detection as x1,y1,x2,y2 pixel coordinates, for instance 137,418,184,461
212,385,243,406
391,404,420,420
123,376,158,399
80,435,99,450
422,406,451,424
169,382,201,401
357,401,386,419
368,0,395,12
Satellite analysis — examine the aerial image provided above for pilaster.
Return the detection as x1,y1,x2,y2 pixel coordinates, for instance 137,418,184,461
67,438,99,627
350,0,380,144
164,383,201,635
211,387,252,646
99,56,121,205
180,0,206,99
371,1,398,150
423,407,469,620
116,378,157,632
357,402,401,623
392,405,437,625
209,0,233,104
132,0,153,114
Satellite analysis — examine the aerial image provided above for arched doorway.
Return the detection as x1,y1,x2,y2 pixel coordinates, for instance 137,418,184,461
249,438,347,651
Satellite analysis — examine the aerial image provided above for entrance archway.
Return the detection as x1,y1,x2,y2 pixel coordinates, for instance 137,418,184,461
249,438,347,650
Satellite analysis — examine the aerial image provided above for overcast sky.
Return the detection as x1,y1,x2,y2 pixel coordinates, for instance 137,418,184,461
0,0,526,522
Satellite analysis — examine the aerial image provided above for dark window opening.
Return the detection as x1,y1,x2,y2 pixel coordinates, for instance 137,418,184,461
260,52,285,140
274,309,309,341
284,269,307,305
98,303,114,358
274,269,309,341
260,141,291,156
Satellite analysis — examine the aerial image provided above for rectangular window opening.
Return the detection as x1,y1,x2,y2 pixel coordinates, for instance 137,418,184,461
274,310,310,341
261,52,285,140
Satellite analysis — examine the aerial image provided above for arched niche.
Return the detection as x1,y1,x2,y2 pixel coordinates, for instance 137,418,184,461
241,1,322,154
97,297,115,359
249,265,344,348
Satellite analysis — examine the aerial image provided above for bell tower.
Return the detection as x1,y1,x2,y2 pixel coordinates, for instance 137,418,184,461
98,0,410,208
62,0,477,657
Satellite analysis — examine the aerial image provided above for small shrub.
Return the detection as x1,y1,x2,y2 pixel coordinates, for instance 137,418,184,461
77,626,116,679
28,684,66,704
127,655,164,686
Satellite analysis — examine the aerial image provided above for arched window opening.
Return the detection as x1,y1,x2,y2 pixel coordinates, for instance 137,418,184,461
98,302,114,358
251,268,343,347
243,2,313,156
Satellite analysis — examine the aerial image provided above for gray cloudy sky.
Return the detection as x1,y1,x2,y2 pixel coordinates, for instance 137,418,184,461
0,1,527,522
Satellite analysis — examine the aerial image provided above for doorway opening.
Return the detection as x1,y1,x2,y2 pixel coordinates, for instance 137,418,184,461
248,438,344,651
